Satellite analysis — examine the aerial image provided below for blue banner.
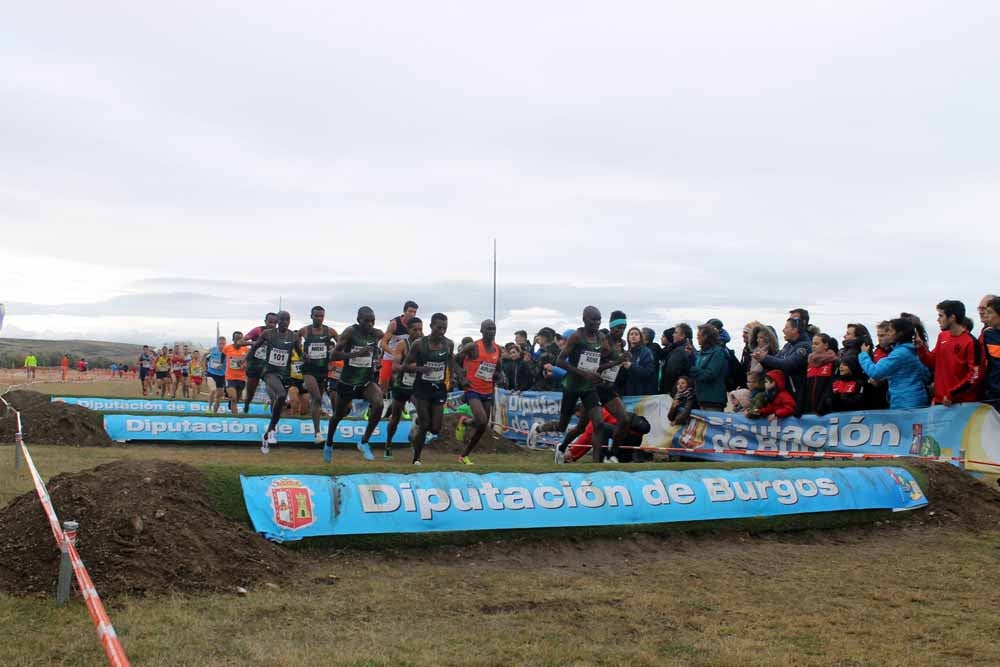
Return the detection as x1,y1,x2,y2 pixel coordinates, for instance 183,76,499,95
240,466,927,541
675,404,1000,465
103,414,413,444
53,394,405,421
492,388,674,446
52,396,270,415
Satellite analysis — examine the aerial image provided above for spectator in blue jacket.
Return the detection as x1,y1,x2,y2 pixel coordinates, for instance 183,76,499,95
753,317,811,409
688,324,728,410
857,317,930,409
623,327,657,396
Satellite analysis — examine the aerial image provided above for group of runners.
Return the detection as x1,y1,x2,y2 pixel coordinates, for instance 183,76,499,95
137,344,206,399
135,301,632,465
187,302,502,465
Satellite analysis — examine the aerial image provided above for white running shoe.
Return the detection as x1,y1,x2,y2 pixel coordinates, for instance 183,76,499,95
313,433,325,445
413,460,422,466
554,447,565,464
527,423,541,449
267,430,278,445
261,435,270,455
603,456,619,464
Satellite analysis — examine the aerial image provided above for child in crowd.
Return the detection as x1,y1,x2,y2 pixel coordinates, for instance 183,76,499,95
730,370,767,414
668,376,699,426
803,333,838,415
747,370,796,419
832,359,866,412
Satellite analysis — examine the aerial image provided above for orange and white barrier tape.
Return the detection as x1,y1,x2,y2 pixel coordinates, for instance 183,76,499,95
493,421,1000,468
1,392,131,667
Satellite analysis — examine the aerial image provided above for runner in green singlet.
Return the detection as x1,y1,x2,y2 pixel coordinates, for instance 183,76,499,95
402,312,466,465
297,306,338,445
324,307,385,462
247,311,302,454
384,317,423,460
527,306,607,463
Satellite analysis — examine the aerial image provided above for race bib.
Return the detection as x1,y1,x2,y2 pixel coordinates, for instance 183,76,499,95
601,364,621,383
254,346,267,360
349,346,372,368
402,372,416,387
141,359,151,368
228,357,245,370
332,365,343,380
291,360,303,375
577,350,600,373
172,363,184,372
423,361,446,383
208,358,223,371
475,361,496,382
307,342,328,360
268,348,289,367
191,367,204,377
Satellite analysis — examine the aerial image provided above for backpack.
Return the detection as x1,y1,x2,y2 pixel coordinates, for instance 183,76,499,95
724,347,746,392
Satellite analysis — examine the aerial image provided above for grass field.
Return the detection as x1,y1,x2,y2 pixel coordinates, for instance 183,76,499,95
2,382,1000,666
1,443,999,667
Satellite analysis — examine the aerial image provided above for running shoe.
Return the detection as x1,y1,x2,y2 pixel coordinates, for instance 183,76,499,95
313,433,325,445
261,434,270,455
603,456,619,464
384,447,393,460
455,418,466,443
528,423,541,449
413,459,422,466
357,442,375,461
554,447,565,464
459,455,473,465
323,443,333,463
267,430,278,445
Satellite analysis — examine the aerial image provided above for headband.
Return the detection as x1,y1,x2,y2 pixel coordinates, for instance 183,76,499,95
610,318,627,328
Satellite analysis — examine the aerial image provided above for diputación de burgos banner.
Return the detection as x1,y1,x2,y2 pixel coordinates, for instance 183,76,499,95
493,389,674,445
240,467,928,541
675,404,1000,468
492,389,1000,469
52,396,271,414
102,414,415,444
56,395,381,420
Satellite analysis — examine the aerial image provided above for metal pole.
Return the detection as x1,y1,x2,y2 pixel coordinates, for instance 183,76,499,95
56,521,78,604
492,238,497,323
13,432,22,470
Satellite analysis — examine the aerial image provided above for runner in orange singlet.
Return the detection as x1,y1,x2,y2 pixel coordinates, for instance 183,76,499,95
454,319,502,464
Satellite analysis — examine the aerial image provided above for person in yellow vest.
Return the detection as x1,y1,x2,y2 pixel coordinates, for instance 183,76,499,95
23,353,38,380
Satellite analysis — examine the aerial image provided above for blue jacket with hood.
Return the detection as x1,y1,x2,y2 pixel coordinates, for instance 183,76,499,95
857,342,930,409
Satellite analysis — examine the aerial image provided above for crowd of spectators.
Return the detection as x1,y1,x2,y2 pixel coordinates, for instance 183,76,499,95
497,295,1000,424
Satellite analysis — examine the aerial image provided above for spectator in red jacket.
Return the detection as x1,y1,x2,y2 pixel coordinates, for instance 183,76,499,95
747,370,797,419
915,300,982,406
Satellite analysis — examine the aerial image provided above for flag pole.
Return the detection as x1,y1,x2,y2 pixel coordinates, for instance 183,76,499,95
492,239,497,323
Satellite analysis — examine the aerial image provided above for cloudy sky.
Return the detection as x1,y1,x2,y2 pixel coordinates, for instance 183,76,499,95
2,2,998,349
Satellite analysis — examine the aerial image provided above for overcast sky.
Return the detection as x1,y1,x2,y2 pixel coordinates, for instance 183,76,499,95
2,2,998,350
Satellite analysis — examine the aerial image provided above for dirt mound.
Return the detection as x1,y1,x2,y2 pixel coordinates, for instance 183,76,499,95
0,390,111,447
909,460,1000,531
0,460,293,598
427,413,527,455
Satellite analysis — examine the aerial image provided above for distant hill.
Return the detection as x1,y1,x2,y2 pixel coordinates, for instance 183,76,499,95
0,338,198,368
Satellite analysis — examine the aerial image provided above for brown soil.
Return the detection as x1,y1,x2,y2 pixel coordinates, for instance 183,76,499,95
0,389,111,447
425,413,527,456
0,460,293,598
906,459,1000,531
